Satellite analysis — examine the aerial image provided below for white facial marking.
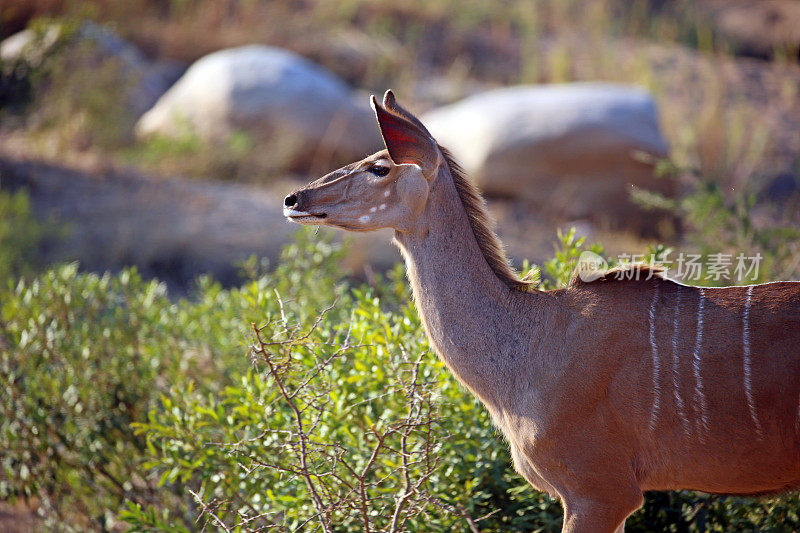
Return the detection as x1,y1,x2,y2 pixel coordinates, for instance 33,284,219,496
369,207,377,213
384,190,390,197
742,285,763,437
671,291,690,436
359,215,370,223
692,289,710,440
283,208,312,218
379,204,386,210
648,284,661,432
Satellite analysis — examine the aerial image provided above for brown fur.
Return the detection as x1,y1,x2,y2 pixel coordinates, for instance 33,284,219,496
285,91,800,533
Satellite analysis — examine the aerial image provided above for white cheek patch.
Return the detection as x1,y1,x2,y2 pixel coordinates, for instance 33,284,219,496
369,207,377,213
384,190,390,197
379,204,386,210
359,215,370,223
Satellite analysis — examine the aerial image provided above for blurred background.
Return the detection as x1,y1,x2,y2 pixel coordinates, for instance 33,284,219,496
1,0,800,531
2,0,799,289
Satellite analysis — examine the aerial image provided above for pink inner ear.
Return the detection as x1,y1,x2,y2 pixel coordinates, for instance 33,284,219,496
383,129,420,163
376,107,429,165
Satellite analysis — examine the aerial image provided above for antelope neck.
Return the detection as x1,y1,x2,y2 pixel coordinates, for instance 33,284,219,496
392,163,541,409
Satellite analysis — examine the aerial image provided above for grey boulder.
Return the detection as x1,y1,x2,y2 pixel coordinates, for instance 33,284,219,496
136,45,382,170
422,83,673,230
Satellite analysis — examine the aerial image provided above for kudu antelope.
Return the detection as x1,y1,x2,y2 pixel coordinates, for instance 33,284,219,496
283,91,800,532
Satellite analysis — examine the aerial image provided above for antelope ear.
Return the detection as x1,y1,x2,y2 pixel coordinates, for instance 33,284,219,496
382,90,433,136
371,94,437,171
382,89,396,109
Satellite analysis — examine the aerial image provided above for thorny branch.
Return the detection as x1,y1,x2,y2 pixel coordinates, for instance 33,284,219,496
191,299,474,532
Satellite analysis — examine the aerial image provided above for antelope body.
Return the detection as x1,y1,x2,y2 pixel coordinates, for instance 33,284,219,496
283,91,800,532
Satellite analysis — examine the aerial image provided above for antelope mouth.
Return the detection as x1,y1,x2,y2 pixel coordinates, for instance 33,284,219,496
283,208,328,221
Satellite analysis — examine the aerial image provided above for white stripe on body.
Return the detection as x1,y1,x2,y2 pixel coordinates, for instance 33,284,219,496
742,285,764,437
692,289,710,439
671,291,691,436
649,284,662,431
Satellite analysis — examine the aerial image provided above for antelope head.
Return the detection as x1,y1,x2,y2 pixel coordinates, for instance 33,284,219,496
283,91,441,234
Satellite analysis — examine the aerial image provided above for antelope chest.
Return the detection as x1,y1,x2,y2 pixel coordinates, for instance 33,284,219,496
503,422,560,498
507,437,560,498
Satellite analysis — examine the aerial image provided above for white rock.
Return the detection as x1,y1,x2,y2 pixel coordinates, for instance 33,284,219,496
422,83,672,229
136,45,381,168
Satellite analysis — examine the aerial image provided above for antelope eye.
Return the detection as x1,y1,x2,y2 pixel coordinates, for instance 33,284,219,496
369,164,390,177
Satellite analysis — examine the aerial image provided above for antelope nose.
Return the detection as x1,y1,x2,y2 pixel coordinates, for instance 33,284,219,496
284,193,298,208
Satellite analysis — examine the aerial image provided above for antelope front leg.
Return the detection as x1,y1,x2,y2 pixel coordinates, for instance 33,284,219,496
561,493,642,533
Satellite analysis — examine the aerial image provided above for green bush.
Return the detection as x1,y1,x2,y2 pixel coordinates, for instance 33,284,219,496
0,188,49,285
1,265,186,529
128,274,559,531
0,230,352,529
1,228,798,531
